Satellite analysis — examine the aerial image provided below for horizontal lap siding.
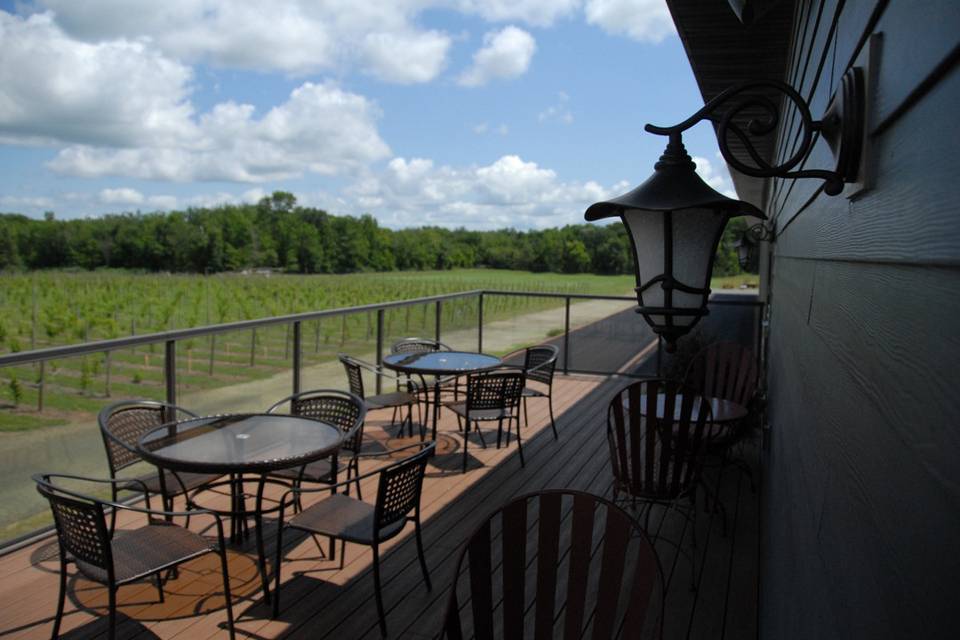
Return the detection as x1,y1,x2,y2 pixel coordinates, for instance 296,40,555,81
761,1,960,638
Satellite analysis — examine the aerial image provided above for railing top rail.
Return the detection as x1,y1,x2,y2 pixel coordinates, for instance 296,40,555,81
482,289,764,307
0,289,482,367
0,287,762,367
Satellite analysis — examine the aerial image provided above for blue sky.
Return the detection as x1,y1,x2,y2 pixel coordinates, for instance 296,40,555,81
0,0,734,229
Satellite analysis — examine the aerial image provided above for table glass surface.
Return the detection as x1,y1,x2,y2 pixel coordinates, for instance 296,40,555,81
138,413,342,472
382,351,501,375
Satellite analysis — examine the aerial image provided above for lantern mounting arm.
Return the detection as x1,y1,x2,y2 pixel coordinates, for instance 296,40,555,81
644,76,865,196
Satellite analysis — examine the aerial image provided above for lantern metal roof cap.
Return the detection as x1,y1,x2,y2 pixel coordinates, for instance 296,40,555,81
584,140,766,221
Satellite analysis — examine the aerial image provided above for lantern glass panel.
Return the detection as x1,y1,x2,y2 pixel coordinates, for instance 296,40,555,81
622,208,664,309
671,207,727,313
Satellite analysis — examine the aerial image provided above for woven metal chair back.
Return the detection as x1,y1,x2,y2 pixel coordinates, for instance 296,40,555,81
35,476,113,578
390,338,452,354
684,341,758,408
442,489,663,640
374,444,433,534
269,389,366,453
466,371,524,413
524,344,559,386
98,400,198,473
606,379,712,502
338,354,366,399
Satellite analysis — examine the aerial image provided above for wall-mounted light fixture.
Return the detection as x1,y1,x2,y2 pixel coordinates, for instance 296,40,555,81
735,223,775,272
585,72,866,352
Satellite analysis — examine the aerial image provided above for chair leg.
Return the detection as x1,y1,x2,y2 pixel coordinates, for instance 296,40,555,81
51,554,67,640
372,543,388,637
496,418,503,449
414,517,432,591
475,421,487,448
523,396,529,427
548,393,558,440
514,415,525,467
351,457,363,500
108,586,117,640
462,426,469,473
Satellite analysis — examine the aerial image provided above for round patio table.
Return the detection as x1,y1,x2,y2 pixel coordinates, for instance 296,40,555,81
383,351,502,442
637,394,748,424
137,413,343,603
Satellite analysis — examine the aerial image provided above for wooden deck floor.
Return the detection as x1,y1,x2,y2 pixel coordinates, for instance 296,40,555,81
0,373,758,639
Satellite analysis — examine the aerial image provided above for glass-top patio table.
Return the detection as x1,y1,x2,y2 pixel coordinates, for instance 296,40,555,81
383,351,502,442
138,413,343,603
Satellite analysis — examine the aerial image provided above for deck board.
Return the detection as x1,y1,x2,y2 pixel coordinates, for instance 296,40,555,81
0,373,759,640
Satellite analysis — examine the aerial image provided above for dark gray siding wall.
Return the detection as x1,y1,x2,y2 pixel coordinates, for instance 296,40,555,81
761,1,960,638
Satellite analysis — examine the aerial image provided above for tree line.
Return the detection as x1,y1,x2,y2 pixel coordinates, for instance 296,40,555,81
0,191,745,277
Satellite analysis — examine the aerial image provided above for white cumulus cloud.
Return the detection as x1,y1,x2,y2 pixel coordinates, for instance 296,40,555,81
459,26,536,87
455,0,580,27
0,11,195,147
99,188,144,205
32,0,452,83
48,82,391,183
584,0,675,43
345,154,620,229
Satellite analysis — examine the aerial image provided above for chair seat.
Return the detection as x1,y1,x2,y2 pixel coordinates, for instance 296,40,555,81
521,387,546,398
444,401,512,422
270,458,335,482
365,391,417,410
127,470,219,496
287,493,405,544
77,524,214,584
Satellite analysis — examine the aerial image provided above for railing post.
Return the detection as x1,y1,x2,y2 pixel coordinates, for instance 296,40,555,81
563,296,571,375
477,293,484,352
292,321,302,395
376,309,385,395
164,339,176,420
435,300,442,343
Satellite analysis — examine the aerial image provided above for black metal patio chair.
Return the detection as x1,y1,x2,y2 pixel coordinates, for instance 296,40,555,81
683,340,759,464
606,378,714,588
445,370,525,472
272,442,436,636
502,343,560,439
391,337,458,417
265,389,366,499
440,489,664,639
339,353,422,438
97,400,219,532
34,472,235,640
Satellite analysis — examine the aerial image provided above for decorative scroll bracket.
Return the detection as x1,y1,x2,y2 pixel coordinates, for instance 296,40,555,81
644,72,867,196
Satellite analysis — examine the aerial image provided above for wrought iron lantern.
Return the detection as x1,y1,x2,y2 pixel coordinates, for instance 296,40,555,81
736,223,774,271
585,74,865,352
